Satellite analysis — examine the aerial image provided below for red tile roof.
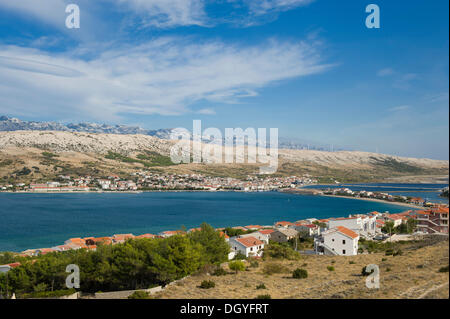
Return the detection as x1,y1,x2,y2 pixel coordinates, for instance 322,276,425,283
258,229,275,235
336,226,359,239
235,236,264,248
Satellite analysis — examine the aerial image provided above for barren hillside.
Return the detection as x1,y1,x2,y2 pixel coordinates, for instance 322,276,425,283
0,131,448,182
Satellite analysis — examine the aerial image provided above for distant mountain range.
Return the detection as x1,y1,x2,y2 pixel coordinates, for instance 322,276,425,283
0,115,343,151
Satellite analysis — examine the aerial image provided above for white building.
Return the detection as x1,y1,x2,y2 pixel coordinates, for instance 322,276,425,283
328,215,376,238
315,226,359,256
228,236,264,258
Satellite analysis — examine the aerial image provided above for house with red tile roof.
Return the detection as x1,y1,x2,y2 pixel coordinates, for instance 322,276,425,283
0,262,21,274
315,226,359,256
228,236,264,258
112,234,135,243
274,221,294,228
158,230,184,238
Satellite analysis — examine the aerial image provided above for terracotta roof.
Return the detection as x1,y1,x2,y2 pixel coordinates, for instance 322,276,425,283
219,231,229,239
275,221,293,226
258,229,275,235
336,226,359,239
136,234,156,238
235,236,264,248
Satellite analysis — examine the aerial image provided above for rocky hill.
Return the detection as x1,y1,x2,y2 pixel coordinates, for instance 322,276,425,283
0,130,448,183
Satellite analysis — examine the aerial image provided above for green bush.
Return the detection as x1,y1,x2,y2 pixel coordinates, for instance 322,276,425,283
438,265,449,273
249,260,259,268
198,280,215,289
229,261,246,273
292,268,308,279
265,243,300,260
19,289,76,299
256,283,267,290
212,267,228,276
349,261,355,264
263,262,288,275
128,291,151,299
327,266,335,271
255,294,271,299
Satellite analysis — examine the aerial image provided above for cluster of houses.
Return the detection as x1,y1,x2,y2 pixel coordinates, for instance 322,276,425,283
1,173,317,193
2,205,448,273
323,188,436,207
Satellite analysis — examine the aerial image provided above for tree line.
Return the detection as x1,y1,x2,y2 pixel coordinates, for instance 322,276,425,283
0,223,230,297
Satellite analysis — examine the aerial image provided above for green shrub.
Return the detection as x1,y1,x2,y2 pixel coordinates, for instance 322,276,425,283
263,262,288,275
385,249,394,256
416,264,424,269
292,268,308,279
381,258,387,262
255,294,271,299
393,249,403,256
327,266,335,271
349,261,355,264
229,261,246,273
128,291,151,299
212,267,228,276
256,283,267,290
233,252,247,260
19,289,76,299
198,280,215,289
265,243,300,260
439,265,449,273
249,260,259,268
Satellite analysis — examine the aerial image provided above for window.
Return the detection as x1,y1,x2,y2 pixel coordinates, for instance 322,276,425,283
342,250,346,254
332,238,334,242
342,240,346,244
250,247,253,251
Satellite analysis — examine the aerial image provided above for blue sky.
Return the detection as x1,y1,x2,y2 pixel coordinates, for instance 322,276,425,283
0,0,448,159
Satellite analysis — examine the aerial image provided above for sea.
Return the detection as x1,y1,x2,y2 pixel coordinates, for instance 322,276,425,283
2,184,446,252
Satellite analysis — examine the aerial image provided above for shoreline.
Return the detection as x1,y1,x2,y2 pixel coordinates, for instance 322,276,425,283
320,194,424,209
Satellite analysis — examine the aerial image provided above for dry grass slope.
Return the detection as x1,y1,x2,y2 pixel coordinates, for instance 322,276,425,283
156,240,449,299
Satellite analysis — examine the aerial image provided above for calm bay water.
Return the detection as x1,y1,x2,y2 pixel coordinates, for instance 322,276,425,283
0,191,419,252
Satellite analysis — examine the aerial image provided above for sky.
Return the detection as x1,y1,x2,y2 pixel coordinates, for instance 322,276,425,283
0,0,448,160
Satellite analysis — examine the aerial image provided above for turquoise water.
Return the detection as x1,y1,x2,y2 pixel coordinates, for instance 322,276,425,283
0,191,417,252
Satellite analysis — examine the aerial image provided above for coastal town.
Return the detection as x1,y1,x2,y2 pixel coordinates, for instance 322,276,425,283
1,201,447,274
0,172,318,193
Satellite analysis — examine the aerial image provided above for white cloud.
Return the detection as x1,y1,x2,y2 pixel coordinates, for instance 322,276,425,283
197,108,216,115
0,37,331,121
389,105,410,112
245,0,314,15
377,68,394,77
115,0,206,28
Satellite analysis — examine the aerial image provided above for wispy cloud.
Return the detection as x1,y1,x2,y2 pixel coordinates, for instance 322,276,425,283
0,37,332,121
389,105,410,112
114,0,207,28
244,0,314,15
197,108,216,115
377,68,394,77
